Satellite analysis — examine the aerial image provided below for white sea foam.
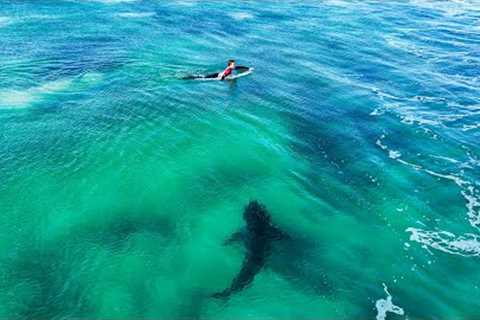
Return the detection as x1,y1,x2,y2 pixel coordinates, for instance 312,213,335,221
375,284,404,320
463,186,480,229
407,228,480,257
422,169,480,230
430,155,461,164
396,108,474,127
229,12,254,21
371,87,477,129
117,12,155,18
0,79,72,109
377,132,480,257
376,137,402,160
400,113,442,126
388,150,402,160
370,107,385,116
375,135,388,151
384,35,427,58
377,133,480,232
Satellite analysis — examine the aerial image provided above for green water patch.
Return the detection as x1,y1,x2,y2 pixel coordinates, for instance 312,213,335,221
0,97,330,318
205,270,351,319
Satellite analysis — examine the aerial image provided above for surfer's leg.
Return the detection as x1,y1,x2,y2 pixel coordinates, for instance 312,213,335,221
205,72,219,79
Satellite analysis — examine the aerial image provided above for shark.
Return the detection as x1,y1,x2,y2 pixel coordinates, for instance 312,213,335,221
212,200,288,299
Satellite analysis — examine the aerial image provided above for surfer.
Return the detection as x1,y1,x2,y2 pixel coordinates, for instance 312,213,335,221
218,59,236,80
182,60,251,81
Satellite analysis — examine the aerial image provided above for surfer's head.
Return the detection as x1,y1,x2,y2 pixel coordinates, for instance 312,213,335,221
227,59,235,68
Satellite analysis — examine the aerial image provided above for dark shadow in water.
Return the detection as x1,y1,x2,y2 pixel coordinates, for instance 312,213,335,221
7,248,91,319
70,212,175,252
227,79,238,91
211,201,285,299
268,238,335,297
4,202,336,319
4,208,174,319
152,5,247,38
177,289,208,320
212,200,335,301
29,35,128,83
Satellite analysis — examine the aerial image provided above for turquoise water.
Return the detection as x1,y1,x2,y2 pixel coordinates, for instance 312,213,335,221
1,0,480,319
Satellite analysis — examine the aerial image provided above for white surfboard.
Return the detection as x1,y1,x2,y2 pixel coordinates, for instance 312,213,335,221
225,67,254,80
193,67,254,81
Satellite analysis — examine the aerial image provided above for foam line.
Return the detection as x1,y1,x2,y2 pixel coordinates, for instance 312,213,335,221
407,228,480,257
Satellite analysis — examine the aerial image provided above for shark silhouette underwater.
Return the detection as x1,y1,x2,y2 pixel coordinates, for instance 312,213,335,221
212,200,290,299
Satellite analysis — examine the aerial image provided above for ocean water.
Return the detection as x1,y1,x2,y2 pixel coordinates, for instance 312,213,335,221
0,0,479,319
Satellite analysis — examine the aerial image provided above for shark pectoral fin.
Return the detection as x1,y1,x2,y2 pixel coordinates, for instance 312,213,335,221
270,226,291,241
224,230,246,246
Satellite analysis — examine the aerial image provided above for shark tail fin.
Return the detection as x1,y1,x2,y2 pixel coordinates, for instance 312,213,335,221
211,289,230,300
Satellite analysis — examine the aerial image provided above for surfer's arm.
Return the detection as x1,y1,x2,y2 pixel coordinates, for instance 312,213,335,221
219,67,233,80
218,72,226,80
234,66,249,71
